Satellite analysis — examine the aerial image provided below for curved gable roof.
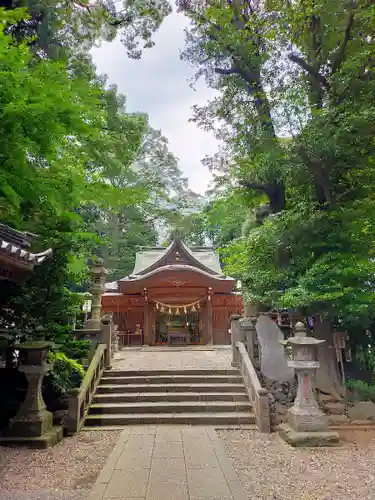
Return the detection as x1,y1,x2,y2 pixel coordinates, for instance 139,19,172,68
132,239,221,276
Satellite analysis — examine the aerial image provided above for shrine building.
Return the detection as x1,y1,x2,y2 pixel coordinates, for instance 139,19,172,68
0,224,52,284
101,239,243,346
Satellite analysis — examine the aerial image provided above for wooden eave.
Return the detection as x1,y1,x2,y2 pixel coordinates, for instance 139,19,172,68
118,264,235,295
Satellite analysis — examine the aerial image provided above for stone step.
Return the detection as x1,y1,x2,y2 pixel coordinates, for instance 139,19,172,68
101,375,243,385
96,383,246,394
89,401,252,414
85,412,255,426
93,392,248,403
103,369,240,377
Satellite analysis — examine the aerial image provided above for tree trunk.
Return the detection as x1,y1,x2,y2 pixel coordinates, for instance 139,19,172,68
313,316,345,399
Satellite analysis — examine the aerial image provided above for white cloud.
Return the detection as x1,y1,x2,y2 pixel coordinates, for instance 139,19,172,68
91,12,218,195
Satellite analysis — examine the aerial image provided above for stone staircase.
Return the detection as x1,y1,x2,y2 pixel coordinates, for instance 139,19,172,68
85,368,255,426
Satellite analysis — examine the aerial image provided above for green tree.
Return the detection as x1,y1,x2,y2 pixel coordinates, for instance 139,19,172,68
0,9,148,334
162,0,375,395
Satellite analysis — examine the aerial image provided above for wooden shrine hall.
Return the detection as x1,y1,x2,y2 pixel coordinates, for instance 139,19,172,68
101,239,243,346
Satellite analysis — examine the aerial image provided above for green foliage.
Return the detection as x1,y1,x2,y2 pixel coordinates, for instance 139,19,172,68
49,351,85,390
345,380,375,403
42,351,85,412
174,0,375,328
0,4,197,338
58,338,92,361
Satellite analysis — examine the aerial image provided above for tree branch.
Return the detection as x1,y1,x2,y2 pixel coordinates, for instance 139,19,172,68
214,67,241,76
108,13,134,27
288,54,330,89
331,10,355,74
239,180,286,213
72,0,91,11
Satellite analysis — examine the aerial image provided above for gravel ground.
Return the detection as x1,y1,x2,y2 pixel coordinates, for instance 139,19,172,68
218,428,375,500
0,430,121,500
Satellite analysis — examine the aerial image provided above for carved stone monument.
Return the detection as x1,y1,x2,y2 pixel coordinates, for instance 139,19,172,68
256,314,294,382
278,322,340,447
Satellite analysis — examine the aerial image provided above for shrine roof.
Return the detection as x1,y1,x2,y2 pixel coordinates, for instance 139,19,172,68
0,223,52,267
132,239,222,276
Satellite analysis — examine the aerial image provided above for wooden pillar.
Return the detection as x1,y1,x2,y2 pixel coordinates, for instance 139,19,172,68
207,287,213,345
143,302,151,345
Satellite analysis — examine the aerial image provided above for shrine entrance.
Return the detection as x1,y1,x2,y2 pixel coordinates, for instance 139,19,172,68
102,239,243,345
155,310,201,345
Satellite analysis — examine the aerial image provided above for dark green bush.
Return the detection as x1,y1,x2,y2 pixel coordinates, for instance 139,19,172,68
345,379,375,402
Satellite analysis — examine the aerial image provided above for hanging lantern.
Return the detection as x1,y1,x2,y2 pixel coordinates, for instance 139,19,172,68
156,302,159,310
175,308,180,315
160,305,164,313
191,305,196,312
184,306,187,314
197,302,200,309
169,308,172,314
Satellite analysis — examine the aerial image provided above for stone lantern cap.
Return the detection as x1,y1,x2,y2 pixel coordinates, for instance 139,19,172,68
13,340,55,350
279,322,326,346
90,257,108,275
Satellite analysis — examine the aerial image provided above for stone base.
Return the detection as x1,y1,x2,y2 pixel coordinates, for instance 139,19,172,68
0,426,63,449
288,406,328,433
278,424,340,447
8,409,53,437
85,319,101,329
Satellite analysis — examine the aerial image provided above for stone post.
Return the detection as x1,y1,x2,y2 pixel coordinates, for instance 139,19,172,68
111,324,119,354
100,315,112,368
1,333,63,447
239,315,258,365
278,322,339,447
230,314,243,367
85,258,107,330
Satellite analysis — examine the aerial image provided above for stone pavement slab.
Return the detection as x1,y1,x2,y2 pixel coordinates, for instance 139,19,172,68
88,426,248,500
112,349,232,372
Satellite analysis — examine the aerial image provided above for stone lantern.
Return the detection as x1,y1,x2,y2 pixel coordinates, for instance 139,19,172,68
1,329,63,447
85,258,107,330
278,322,339,447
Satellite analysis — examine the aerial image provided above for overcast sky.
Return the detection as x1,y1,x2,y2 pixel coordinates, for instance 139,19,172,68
91,12,218,195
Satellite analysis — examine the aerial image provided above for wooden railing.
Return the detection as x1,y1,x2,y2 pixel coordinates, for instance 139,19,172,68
236,341,270,433
65,343,107,435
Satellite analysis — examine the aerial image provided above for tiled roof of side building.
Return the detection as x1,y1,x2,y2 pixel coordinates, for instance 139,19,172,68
0,223,52,265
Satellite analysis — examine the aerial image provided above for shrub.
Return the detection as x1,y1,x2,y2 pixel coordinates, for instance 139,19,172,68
42,352,85,413
345,379,375,403
49,351,85,390
59,339,91,362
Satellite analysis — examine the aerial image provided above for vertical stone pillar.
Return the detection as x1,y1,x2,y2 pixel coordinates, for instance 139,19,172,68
111,324,119,354
278,322,340,446
100,316,112,368
239,315,258,363
230,314,244,367
85,258,107,330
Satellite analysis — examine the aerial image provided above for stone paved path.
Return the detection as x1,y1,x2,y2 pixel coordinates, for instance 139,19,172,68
88,425,248,500
112,348,232,372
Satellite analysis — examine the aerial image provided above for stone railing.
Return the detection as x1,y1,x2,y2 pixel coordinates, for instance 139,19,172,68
236,341,270,433
65,343,107,435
